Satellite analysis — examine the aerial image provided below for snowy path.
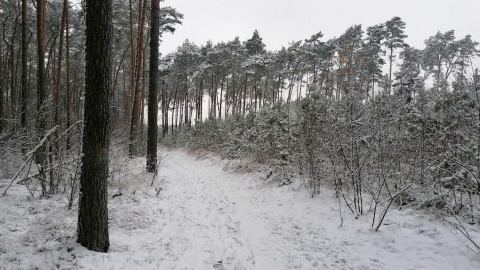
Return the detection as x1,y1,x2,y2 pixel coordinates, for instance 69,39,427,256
1,149,480,269
154,151,354,269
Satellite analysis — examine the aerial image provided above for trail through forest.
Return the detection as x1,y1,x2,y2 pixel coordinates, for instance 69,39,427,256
1,150,479,269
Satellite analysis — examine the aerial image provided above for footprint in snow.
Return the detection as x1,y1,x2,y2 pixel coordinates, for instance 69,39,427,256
213,260,224,269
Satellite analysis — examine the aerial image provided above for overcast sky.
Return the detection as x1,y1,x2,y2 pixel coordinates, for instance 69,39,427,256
160,0,480,56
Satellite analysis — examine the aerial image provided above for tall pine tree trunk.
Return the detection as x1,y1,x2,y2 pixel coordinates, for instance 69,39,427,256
128,0,136,128
389,46,393,95
147,0,160,173
219,75,225,120
54,0,68,131
0,22,5,133
36,0,48,196
77,0,112,253
65,4,72,151
161,80,168,137
129,0,148,157
10,20,18,123
0,23,3,133
21,0,28,130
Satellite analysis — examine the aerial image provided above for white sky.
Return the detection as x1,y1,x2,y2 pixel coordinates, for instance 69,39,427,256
160,0,480,55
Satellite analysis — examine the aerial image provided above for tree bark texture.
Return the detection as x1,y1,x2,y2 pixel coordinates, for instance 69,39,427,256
77,0,112,253
129,0,148,157
21,0,28,129
54,0,68,129
0,23,4,133
65,4,72,151
147,0,160,172
36,0,48,196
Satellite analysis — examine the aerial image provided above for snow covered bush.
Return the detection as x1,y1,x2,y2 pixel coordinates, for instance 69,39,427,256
297,95,332,196
189,118,226,152
250,103,296,184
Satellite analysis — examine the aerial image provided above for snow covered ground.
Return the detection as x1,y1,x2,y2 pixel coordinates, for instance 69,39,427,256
1,149,480,269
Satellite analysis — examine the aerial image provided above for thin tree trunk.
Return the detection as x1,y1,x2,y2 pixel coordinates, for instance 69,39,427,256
225,76,229,117
112,45,130,100
122,67,128,123
219,74,225,120
36,0,48,196
197,78,203,121
21,0,28,130
128,0,135,127
232,69,235,115
185,91,189,128
242,76,247,114
65,4,72,151
0,23,4,132
389,46,393,94
129,0,148,157
171,77,179,134
10,19,18,122
111,46,129,127
161,80,168,136
54,0,68,131
140,42,147,136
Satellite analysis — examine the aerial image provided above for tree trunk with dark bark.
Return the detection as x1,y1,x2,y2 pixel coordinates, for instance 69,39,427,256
147,0,160,172
129,0,148,157
54,0,68,130
10,19,18,123
65,4,72,151
0,22,4,133
77,0,112,253
36,0,48,196
21,0,28,130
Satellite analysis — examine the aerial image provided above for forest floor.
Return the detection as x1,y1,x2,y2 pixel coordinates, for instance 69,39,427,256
1,149,480,269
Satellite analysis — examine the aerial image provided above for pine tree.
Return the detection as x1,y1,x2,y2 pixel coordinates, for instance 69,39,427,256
364,23,385,98
21,0,28,130
0,23,3,133
383,16,407,94
395,47,424,102
245,29,266,56
147,0,160,173
77,0,113,253
36,0,48,196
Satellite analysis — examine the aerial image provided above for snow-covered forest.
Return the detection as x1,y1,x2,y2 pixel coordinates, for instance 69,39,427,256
1,0,480,269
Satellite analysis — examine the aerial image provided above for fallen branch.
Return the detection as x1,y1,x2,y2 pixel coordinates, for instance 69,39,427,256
50,120,82,146
25,125,59,158
375,181,413,231
1,154,35,196
2,125,59,196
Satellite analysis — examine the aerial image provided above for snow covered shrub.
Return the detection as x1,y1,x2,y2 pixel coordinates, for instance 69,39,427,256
189,118,225,152
295,91,417,225
332,92,372,215
297,95,332,196
253,103,296,184
222,113,255,158
423,89,480,221
161,128,193,148
362,93,422,228
171,102,298,184
420,196,447,209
